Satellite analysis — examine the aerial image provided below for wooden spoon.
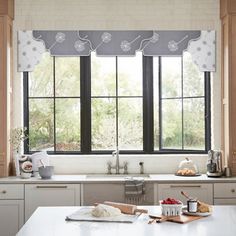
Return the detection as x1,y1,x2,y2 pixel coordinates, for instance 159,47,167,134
149,215,168,223
181,191,198,202
40,159,46,168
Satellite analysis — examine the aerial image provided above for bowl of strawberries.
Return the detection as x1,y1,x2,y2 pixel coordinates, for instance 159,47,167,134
160,198,183,216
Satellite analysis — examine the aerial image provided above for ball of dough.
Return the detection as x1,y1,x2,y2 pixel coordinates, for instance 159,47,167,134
91,204,122,217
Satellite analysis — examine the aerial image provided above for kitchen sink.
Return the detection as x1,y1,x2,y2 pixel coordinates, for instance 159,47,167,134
85,174,150,179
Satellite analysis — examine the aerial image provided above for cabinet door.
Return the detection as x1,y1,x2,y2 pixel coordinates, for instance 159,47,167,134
214,198,236,205
156,183,213,205
142,183,154,205
82,183,154,206
25,184,80,220
214,183,236,198
0,200,24,236
214,183,236,205
82,183,125,205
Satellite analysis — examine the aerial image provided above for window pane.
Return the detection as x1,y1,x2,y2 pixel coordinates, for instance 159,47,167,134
91,52,116,96
161,57,182,98
29,99,54,151
162,99,182,149
92,98,116,150
56,99,80,151
29,53,53,97
55,57,80,97
118,98,143,150
184,98,205,149
153,57,159,150
118,52,142,96
183,52,204,97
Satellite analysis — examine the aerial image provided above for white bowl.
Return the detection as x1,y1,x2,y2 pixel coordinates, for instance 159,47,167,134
20,172,32,179
160,201,183,216
39,166,54,179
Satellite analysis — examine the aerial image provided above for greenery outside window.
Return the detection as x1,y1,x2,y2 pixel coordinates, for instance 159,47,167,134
23,51,211,154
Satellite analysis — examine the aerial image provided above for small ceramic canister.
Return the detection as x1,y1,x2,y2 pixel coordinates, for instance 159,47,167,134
187,199,198,213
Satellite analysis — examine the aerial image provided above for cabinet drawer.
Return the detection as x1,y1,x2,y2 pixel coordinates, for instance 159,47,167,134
214,183,236,198
156,183,213,205
214,198,236,205
25,184,80,220
0,184,24,199
82,183,124,205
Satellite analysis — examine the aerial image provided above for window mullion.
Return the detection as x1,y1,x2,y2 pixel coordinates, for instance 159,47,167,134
23,72,30,154
80,56,91,153
116,57,119,148
159,56,163,150
143,56,154,153
205,72,211,151
53,57,56,152
181,56,184,150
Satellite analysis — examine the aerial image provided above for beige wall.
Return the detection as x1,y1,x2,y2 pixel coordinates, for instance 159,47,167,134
12,0,221,173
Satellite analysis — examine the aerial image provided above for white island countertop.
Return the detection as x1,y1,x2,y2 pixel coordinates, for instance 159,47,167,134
17,206,236,236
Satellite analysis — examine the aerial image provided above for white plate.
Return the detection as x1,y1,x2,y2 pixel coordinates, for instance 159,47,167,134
182,207,212,217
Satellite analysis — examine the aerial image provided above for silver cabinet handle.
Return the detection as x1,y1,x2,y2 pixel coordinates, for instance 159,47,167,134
1,190,7,194
170,185,201,188
231,189,235,193
36,186,68,189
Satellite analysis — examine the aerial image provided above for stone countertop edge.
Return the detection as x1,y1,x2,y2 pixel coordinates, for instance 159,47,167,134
0,174,236,184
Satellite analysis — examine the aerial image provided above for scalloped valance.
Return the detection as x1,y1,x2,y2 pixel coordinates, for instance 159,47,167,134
17,30,216,72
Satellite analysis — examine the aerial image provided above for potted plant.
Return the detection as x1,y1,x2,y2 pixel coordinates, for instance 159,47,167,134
9,127,28,176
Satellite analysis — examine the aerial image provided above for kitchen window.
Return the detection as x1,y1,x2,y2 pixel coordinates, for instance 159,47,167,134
23,52,211,154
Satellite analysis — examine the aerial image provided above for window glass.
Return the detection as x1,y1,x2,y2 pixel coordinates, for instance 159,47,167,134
183,98,205,150
29,99,54,151
55,57,80,97
25,52,209,154
29,53,53,97
55,98,80,151
91,52,116,96
183,52,204,97
155,55,206,151
118,98,143,150
118,52,142,96
91,53,143,151
161,57,182,98
91,98,116,150
162,99,182,149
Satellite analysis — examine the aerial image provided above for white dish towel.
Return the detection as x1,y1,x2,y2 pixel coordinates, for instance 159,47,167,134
124,178,145,205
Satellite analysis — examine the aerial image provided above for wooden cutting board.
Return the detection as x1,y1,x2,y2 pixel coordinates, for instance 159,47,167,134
149,214,203,224
167,214,203,224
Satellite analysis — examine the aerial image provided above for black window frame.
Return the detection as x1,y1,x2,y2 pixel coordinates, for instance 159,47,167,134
23,55,211,155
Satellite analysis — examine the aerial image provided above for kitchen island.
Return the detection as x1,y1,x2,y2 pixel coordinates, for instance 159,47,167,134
16,206,236,236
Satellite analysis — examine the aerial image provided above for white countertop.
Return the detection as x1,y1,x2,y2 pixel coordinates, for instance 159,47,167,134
1,174,236,184
16,206,236,236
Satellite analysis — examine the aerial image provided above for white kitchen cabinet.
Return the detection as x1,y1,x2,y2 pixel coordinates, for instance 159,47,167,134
82,183,125,205
155,183,213,205
142,183,154,205
82,183,154,206
214,183,236,205
0,184,24,236
25,184,80,220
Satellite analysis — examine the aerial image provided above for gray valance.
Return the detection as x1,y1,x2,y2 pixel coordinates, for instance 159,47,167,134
18,30,216,72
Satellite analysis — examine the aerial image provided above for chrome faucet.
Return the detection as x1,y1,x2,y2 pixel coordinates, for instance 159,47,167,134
107,147,128,174
112,147,120,174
